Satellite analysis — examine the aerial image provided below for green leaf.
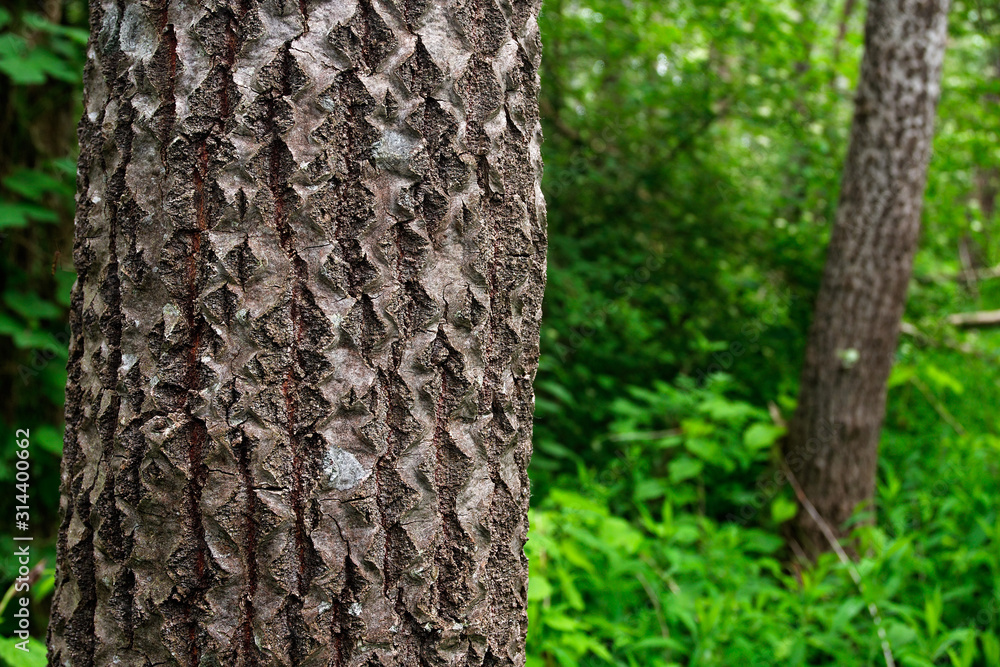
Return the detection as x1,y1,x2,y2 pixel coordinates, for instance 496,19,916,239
0,34,27,60
924,587,943,639
549,490,607,515
22,14,88,44
744,423,785,451
0,312,23,336
3,169,66,200
980,633,1000,667
558,569,585,611
741,531,784,554
669,456,703,483
528,575,554,601
770,496,798,523
560,542,596,576
0,54,47,85
888,364,916,388
598,516,643,553
671,523,700,545
4,291,63,320
55,270,76,307
699,396,756,422
543,612,583,632
32,425,63,456
886,622,918,648
634,478,667,501
831,598,865,630
0,202,59,227
31,569,55,602
683,437,723,464
0,203,29,229
0,45,77,84
923,364,964,395
0,636,47,667
537,380,577,406
12,328,66,354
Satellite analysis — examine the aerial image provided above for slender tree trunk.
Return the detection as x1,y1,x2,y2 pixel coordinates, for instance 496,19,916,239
783,0,948,556
48,1,546,665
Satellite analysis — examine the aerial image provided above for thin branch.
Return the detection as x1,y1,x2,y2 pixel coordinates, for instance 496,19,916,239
910,378,966,436
899,321,980,356
636,572,672,663
539,96,583,145
946,310,1000,328
661,98,731,166
915,264,1000,284
606,428,682,442
833,0,858,64
780,461,896,667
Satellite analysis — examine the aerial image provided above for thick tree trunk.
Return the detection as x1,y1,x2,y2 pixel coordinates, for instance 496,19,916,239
783,0,948,556
48,1,546,665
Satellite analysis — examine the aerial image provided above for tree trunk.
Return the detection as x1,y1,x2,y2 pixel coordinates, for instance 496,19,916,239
783,0,948,557
47,1,546,665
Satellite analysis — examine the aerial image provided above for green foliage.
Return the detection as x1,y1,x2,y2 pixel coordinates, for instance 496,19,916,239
0,9,86,85
0,4,86,658
0,638,46,667
526,0,1000,664
527,375,1000,666
533,0,858,491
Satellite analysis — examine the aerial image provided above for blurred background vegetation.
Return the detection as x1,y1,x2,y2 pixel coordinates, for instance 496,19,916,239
1,0,999,665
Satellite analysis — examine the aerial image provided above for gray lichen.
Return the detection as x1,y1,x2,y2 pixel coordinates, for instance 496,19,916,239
320,445,368,491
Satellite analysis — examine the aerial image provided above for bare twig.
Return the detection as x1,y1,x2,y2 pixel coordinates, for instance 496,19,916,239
780,461,896,667
768,401,787,429
915,264,1000,284
636,572,672,663
833,0,858,64
899,321,979,356
607,428,682,442
910,378,966,436
946,310,1000,328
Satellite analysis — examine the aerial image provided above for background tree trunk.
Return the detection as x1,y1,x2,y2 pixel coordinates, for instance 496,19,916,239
783,0,949,556
47,0,546,664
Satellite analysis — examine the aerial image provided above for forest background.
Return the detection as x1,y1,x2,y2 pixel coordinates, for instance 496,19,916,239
1,0,999,665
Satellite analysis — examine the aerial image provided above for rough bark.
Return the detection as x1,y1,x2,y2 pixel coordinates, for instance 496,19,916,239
48,1,546,665
783,0,948,557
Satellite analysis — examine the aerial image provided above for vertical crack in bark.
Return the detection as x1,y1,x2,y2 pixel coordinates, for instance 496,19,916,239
477,155,502,408
87,33,138,655
219,5,259,663
267,42,314,665
67,493,97,667
156,1,177,162
298,0,309,32
48,79,100,659
329,517,354,667
430,326,472,627
234,428,261,667
373,370,397,598
476,153,509,654
181,140,211,667
384,219,426,660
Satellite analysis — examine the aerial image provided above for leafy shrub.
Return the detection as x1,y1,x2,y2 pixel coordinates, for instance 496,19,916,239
527,376,1000,667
